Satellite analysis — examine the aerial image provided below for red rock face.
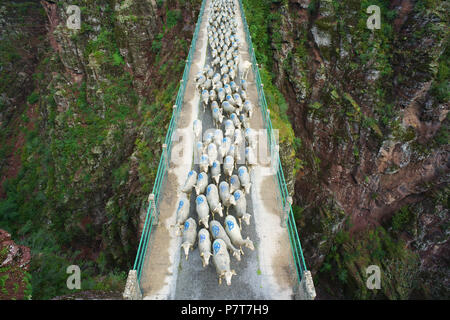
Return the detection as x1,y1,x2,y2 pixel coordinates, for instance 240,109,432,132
245,0,449,298
0,230,31,270
0,229,32,300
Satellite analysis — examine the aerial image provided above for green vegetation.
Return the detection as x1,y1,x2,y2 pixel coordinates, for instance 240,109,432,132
391,206,414,232
166,10,182,29
0,0,199,299
430,44,449,103
0,245,32,299
27,91,39,105
292,204,304,221
151,33,164,53
319,227,420,299
433,118,449,146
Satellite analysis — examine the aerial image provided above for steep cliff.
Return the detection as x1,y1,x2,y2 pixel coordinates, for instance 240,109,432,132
0,0,201,299
242,0,448,299
0,0,447,300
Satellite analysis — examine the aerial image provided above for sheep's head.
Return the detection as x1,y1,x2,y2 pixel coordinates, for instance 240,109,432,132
224,270,236,286
181,242,191,260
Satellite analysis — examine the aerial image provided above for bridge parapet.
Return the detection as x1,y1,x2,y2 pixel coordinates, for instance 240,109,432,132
295,270,317,300
123,270,142,300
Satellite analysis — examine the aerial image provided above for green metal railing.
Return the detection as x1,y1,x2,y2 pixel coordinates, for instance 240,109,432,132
132,0,207,286
238,0,307,284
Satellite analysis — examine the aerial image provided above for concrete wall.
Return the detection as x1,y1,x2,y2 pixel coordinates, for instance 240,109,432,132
295,271,317,300
123,270,143,300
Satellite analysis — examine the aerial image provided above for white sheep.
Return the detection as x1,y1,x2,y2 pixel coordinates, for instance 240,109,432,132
195,171,208,195
226,94,235,107
230,81,238,93
212,239,236,286
219,181,236,215
203,131,213,145
181,218,197,260
227,144,240,165
232,190,251,229
201,90,209,111
239,114,250,129
218,87,225,102
196,74,206,89
230,113,241,130
207,142,218,166
199,154,209,173
243,100,253,118
195,141,205,159
237,166,251,194
193,119,202,142
212,73,221,84
224,119,235,138
232,93,243,112
198,228,213,268
213,129,223,147
224,83,232,95
244,127,257,149
239,60,252,81
172,196,190,236
245,146,257,169
212,107,224,129
181,170,197,194
223,155,234,178
211,160,221,185
224,215,254,252
206,184,223,219
233,128,243,147
196,195,210,229
209,89,217,102
210,220,242,262
222,100,235,115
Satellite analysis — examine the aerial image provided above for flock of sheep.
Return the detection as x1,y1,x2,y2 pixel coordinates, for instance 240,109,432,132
172,0,258,286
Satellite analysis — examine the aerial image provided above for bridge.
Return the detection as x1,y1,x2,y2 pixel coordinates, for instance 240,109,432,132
123,0,316,300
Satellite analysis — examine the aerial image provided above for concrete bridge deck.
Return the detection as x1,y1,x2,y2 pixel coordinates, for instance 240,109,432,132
139,0,297,300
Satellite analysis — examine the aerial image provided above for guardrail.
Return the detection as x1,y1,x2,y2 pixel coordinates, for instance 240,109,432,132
238,0,307,283
132,0,207,285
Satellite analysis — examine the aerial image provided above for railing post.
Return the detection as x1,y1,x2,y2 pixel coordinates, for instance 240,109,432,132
281,196,292,228
148,193,159,226
271,144,279,175
173,104,178,123
294,271,316,300
162,143,169,170
123,270,143,300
